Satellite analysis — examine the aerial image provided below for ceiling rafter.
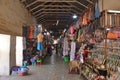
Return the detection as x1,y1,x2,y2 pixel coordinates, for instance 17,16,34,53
45,20,68,22
86,0,93,4
36,14,72,20
35,12,73,18
37,18,46,23
26,0,38,8
37,0,77,2
76,1,88,9
35,0,88,8
44,17,70,20
33,8,81,17
30,2,49,11
32,5,82,15
34,8,72,11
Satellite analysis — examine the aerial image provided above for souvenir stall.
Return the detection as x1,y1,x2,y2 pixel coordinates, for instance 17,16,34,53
22,24,47,66
64,0,120,79
75,3,120,80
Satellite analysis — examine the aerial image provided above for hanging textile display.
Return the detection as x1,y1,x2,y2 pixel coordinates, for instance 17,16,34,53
63,37,69,57
70,26,74,34
82,13,87,25
70,41,76,61
33,26,37,38
90,8,95,21
75,19,80,29
78,27,82,36
80,16,83,26
37,33,44,51
37,25,42,35
86,10,91,24
88,8,92,22
29,26,34,39
77,27,83,42
95,2,101,18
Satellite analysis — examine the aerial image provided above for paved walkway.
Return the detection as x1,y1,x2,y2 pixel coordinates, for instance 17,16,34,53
0,54,84,80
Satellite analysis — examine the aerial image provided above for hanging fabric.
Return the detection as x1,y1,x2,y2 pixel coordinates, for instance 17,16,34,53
75,19,80,29
37,33,44,51
29,26,34,39
88,8,92,21
70,41,76,61
33,26,37,38
63,37,69,57
78,28,83,36
95,2,101,18
90,7,95,21
80,16,83,26
70,26,74,34
82,13,87,25
37,26,42,35
86,10,91,24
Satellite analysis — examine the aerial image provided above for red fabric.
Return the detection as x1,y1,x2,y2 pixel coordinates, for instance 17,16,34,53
83,50,88,61
29,26,34,39
86,10,90,24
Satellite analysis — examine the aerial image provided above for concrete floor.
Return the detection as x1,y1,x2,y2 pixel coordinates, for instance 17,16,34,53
0,54,85,80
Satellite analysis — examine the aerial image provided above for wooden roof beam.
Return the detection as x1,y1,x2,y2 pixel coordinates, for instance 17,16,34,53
45,20,68,21
36,14,72,20
76,0,88,9
26,0,38,8
35,12,73,18
33,9,81,16
30,2,49,12
34,8,72,11
37,0,77,2
32,5,79,14
86,0,93,4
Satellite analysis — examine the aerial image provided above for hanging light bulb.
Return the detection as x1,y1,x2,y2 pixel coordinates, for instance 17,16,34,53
73,14,77,19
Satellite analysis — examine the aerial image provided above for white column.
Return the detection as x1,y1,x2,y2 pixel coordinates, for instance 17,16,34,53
16,36,23,66
0,34,11,75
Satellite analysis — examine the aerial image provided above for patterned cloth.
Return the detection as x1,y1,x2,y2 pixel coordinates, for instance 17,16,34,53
95,2,101,18
29,26,34,39
37,42,43,51
70,41,76,61
63,37,69,57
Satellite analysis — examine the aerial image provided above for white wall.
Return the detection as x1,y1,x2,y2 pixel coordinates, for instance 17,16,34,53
0,34,10,75
16,36,23,66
